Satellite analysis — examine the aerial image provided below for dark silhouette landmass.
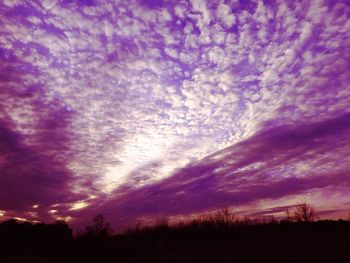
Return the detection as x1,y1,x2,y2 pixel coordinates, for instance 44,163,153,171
1,207,350,262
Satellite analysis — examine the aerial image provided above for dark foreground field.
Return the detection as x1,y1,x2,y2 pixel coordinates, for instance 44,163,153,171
119,233,350,263
1,233,350,263
1,217,350,262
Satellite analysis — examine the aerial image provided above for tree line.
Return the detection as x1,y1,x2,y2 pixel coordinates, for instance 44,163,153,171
0,202,349,262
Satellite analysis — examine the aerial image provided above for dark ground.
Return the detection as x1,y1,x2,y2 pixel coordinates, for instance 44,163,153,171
1,233,350,262
1,218,350,262
120,234,350,263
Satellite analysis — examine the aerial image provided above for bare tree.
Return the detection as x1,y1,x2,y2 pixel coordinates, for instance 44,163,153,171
212,207,236,225
293,202,316,222
197,207,236,226
284,207,292,222
85,214,112,238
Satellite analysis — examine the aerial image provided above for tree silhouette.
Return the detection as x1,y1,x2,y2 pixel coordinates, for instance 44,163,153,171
293,202,316,222
199,207,236,226
284,207,292,222
84,214,112,238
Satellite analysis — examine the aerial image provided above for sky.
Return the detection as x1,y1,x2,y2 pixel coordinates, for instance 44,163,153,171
1,0,350,229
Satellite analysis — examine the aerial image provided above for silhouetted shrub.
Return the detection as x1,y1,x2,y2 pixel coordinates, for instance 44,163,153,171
0,219,73,257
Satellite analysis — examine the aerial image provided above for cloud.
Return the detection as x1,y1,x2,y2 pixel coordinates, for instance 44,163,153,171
81,113,350,228
0,57,83,221
216,3,236,28
1,0,350,227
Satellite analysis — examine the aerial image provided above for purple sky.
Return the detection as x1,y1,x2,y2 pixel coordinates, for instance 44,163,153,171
1,0,350,229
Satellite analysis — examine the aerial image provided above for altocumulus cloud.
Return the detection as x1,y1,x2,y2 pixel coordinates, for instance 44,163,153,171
0,0,350,227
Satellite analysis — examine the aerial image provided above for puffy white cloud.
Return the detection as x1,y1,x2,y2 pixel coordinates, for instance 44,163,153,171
164,47,179,59
216,3,236,28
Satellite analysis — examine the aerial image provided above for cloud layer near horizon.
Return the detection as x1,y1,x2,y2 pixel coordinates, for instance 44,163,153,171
1,0,350,228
